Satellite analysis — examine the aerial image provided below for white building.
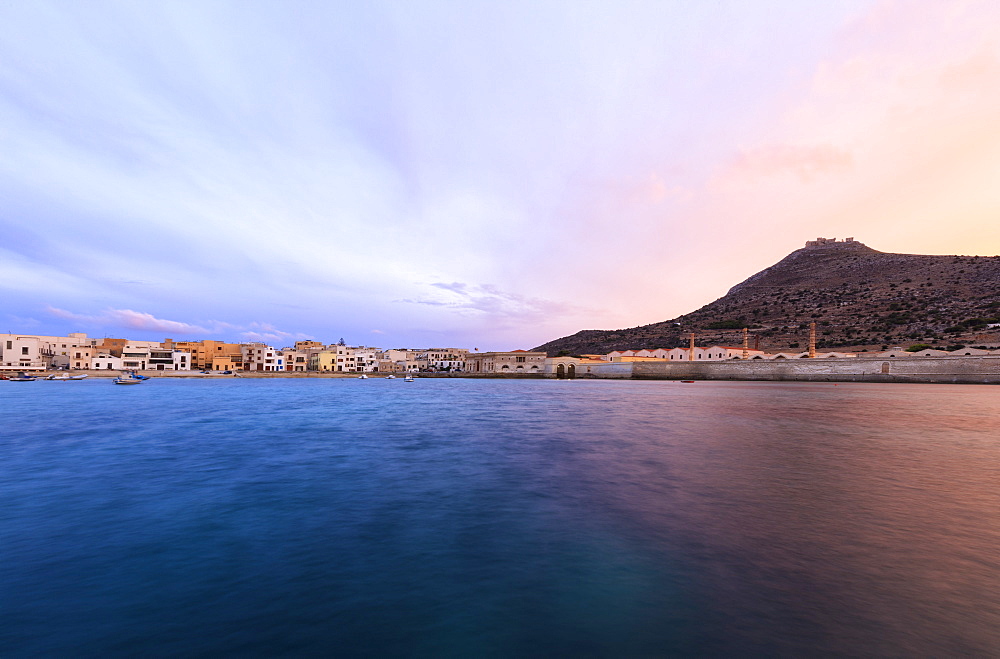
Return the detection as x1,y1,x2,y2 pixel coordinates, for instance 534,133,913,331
148,347,191,371
344,346,379,372
120,344,151,371
242,343,284,372
0,335,50,371
0,332,102,371
418,348,468,371
92,353,124,370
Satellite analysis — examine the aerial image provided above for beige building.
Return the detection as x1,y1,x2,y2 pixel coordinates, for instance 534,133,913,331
294,340,324,351
69,345,100,370
280,349,310,372
167,340,243,370
381,349,421,373
99,338,130,357
211,353,246,371
465,350,546,374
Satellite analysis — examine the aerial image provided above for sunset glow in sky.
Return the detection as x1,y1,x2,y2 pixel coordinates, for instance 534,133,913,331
3,1,1000,349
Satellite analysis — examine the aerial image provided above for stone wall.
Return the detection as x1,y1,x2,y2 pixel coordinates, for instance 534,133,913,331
576,361,634,379
629,356,1000,384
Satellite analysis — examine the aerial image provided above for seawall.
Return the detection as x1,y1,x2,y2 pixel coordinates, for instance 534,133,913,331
625,356,1000,384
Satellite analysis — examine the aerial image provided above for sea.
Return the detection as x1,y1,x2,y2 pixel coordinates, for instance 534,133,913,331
3,377,999,657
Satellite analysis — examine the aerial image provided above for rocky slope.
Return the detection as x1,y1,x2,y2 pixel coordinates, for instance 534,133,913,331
534,239,1000,355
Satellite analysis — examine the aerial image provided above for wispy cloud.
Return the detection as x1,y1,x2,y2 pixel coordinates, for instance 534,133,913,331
239,322,313,344
46,306,213,335
44,306,308,343
401,283,579,320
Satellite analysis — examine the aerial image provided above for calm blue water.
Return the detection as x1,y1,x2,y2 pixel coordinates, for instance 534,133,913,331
3,378,1000,657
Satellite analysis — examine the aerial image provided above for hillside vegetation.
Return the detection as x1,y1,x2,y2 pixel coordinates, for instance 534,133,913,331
533,240,1000,356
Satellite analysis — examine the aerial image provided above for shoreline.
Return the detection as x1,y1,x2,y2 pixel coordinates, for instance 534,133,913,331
12,355,1000,385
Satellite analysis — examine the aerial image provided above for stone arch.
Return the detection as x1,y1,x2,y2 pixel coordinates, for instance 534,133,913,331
556,363,565,379
881,362,890,374
567,364,576,379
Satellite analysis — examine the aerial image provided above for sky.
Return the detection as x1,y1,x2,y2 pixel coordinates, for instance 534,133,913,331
2,0,1000,350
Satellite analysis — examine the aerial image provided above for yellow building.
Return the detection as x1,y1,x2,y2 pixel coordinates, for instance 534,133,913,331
309,349,340,372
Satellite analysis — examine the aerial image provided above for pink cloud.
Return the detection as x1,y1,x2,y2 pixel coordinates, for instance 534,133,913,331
725,144,854,183
46,306,211,334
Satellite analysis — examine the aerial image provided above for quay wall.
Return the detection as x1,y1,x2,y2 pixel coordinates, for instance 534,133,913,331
627,356,1000,384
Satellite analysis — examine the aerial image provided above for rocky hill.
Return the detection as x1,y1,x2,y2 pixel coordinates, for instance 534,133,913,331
533,238,1000,355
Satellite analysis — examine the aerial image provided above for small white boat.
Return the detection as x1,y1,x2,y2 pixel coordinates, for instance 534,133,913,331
385,375,396,379
113,372,143,385
404,375,415,382
7,372,37,381
69,374,89,380
45,374,71,381
358,374,368,379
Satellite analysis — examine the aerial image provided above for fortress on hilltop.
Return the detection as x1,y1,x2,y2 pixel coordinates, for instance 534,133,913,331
804,236,858,248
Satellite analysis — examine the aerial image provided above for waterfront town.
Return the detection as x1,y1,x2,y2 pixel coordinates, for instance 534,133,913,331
4,329,1000,379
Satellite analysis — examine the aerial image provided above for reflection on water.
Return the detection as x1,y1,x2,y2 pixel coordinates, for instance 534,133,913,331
2,379,999,656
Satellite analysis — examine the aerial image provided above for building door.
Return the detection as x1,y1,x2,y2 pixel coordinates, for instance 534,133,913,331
567,364,576,379
556,364,565,379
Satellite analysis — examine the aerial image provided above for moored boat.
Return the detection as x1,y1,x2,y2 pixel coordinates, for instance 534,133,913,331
113,372,143,385
7,371,38,381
